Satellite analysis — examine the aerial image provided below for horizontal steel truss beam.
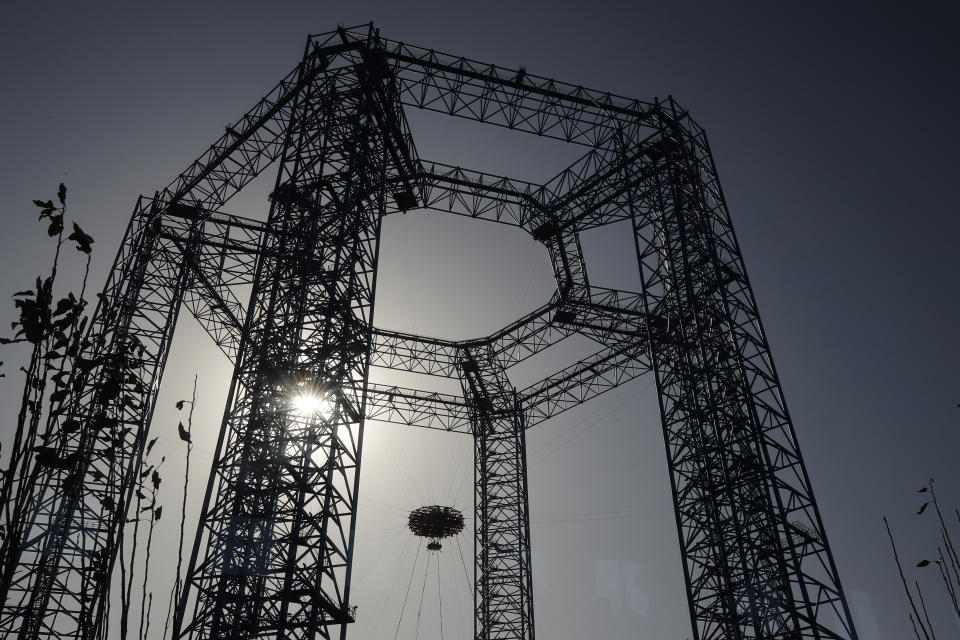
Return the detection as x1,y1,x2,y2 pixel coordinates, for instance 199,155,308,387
139,23,680,234
0,24,858,640
155,203,656,434
324,25,664,149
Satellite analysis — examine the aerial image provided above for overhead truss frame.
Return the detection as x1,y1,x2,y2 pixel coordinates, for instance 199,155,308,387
0,23,858,640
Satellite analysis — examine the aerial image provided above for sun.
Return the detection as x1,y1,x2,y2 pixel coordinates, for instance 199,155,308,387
290,392,334,419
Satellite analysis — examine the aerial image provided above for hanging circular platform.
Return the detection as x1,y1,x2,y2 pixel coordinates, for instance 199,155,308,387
408,505,465,550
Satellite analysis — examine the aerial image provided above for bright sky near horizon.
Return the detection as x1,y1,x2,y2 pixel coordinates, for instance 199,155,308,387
1,3,959,639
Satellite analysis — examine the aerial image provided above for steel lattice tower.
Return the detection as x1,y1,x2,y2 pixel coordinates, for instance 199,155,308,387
0,24,859,640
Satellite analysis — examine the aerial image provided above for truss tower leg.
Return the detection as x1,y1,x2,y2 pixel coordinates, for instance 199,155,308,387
632,99,858,640
460,348,535,640
174,59,388,640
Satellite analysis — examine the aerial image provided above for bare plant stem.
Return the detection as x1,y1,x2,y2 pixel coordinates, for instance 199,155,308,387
910,612,923,640
119,527,129,640
1,348,40,527
935,549,960,619
915,580,937,640
121,481,146,640
138,489,158,640
885,516,933,640
929,480,960,584
143,592,153,640
163,375,197,640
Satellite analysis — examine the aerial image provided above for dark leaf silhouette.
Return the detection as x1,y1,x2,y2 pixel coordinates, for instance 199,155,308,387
33,199,54,210
917,502,930,515
917,559,932,567
57,183,66,206
177,421,191,444
33,447,78,470
52,294,77,318
175,400,185,410
151,469,161,491
47,214,64,237
97,378,122,401
918,487,929,493
145,436,158,457
93,414,119,432
74,356,98,373
50,329,70,351
67,222,93,254
154,506,163,521
13,277,53,344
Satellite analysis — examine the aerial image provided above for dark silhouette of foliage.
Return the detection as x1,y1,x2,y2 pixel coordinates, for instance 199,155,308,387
0,184,93,544
0,186,158,640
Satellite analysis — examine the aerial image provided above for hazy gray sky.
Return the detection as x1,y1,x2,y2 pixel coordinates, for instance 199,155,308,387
1,2,959,639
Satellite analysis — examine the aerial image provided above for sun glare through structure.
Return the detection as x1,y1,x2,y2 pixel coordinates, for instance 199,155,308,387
290,392,334,419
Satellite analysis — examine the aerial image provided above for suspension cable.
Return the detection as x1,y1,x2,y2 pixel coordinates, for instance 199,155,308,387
455,534,473,596
392,538,423,640
437,552,445,640
414,551,432,640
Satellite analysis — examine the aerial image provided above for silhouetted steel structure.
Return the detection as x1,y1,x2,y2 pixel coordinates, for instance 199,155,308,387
0,24,859,640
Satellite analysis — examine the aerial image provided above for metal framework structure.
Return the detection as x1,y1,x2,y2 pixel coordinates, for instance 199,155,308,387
0,24,859,640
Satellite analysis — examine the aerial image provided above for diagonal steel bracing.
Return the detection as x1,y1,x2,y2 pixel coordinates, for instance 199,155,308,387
0,199,195,640
631,99,856,639
0,35,364,640
0,23,858,640
460,347,534,640
174,37,398,640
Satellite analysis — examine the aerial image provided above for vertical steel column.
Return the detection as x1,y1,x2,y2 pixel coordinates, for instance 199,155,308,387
0,37,341,640
631,100,857,640
174,37,388,640
460,347,534,640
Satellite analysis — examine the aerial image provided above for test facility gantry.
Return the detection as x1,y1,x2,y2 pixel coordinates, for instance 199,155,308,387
0,23,859,640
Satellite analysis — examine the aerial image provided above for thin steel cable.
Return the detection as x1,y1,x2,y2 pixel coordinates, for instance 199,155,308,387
419,431,435,505
392,538,423,640
354,524,406,584
454,534,473,597
447,545,465,638
414,551,432,640
368,533,413,638
449,437,473,508
440,437,467,506
383,425,426,506
372,422,421,510
529,378,653,467
399,216,435,505
437,552,445,640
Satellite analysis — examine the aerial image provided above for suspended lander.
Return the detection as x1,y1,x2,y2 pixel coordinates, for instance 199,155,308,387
407,506,464,551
